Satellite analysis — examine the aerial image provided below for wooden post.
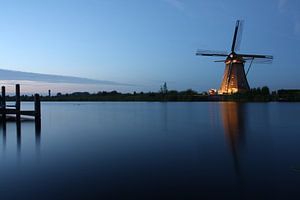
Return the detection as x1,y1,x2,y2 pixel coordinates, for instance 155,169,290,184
1,86,5,121
16,84,20,110
16,84,21,121
15,84,21,153
34,94,41,131
2,86,6,149
1,86,5,108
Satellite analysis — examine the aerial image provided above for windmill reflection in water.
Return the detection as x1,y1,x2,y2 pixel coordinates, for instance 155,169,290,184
220,102,246,178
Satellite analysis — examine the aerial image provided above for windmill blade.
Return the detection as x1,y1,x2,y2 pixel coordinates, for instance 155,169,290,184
240,53,273,64
196,49,228,57
244,57,273,64
231,20,243,52
234,20,244,52
239,53,273,59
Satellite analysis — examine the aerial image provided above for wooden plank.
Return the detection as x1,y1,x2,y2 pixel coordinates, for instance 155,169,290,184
1,109,17,114
0,109,35,116
21,110,35,116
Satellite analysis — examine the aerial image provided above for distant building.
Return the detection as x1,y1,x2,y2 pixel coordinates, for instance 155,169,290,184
209,89,217,95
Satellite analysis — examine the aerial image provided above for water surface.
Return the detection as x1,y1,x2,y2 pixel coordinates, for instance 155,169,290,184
0,102,300,199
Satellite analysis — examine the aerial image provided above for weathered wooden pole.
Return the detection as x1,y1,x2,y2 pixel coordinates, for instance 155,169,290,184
34,94,41,132
1,86,6,121
1,86,6,147
1,86,5,107
15,84,21,153
16,84,21,121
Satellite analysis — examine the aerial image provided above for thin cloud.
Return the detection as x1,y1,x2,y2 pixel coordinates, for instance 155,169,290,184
294,21,300,35
292,15,300,36
277,0,300,36
278,0,288,13
0,69,132,86
163,0,185,12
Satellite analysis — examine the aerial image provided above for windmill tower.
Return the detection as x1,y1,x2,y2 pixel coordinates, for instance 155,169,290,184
196,20,273,94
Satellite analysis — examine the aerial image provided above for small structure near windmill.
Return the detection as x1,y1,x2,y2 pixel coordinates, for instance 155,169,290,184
0,84,41,130
196,20,273,94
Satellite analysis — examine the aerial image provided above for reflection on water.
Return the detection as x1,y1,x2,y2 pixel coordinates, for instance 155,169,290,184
0,117,41,155
35,122,41,152
0,102,299,199
16,118,21,153
161,103,168,132
0,120,6,150
220,102,246,176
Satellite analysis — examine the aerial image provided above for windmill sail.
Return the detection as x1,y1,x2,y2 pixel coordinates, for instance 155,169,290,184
195,20,273,94
196,50,228,57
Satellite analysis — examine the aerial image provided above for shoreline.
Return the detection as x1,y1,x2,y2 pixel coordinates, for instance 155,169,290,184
4,89,300,102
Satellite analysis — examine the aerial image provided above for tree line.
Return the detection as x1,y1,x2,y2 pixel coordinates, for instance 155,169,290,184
3,84,300,102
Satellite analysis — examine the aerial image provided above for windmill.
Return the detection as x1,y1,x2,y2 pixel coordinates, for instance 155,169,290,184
196,20,273,94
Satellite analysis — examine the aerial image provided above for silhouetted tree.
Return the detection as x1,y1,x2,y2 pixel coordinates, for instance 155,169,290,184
256,87,261,94
182,89,197,95
163,82,168,94
160,82,168,94
261,86,270,95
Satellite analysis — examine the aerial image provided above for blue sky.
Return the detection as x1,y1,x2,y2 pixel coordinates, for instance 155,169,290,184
0,0,299,93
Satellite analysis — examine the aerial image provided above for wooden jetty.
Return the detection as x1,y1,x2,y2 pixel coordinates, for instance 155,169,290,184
0,84,41,130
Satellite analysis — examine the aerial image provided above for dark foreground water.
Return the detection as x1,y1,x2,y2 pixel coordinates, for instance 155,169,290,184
0,102,299,200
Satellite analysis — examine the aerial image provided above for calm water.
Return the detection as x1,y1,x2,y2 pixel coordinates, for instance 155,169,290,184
0,102,300,199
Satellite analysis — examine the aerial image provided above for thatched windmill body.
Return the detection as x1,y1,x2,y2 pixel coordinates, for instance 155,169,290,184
196,20,273,94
